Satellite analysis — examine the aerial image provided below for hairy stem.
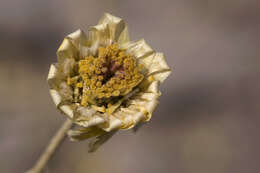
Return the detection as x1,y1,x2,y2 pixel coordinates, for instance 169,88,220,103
26,119,73,173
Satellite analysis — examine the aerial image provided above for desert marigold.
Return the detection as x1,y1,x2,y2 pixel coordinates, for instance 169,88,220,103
47,13,171,152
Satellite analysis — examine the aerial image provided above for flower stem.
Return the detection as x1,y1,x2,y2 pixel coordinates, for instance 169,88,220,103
26,119,73,173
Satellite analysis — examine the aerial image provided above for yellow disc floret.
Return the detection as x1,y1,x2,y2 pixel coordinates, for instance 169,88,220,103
67,43,144,109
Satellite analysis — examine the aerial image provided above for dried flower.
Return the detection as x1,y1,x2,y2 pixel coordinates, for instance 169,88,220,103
47,13,171,152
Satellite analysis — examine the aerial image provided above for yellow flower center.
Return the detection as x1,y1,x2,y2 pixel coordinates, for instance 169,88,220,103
67,43,144,108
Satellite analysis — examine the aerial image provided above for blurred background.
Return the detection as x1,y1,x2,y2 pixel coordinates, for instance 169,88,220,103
1,0,260,172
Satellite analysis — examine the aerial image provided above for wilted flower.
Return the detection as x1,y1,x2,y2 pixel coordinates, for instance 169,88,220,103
47,13,171,152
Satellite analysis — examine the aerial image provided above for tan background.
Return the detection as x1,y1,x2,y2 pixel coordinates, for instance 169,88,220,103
1,0,260,173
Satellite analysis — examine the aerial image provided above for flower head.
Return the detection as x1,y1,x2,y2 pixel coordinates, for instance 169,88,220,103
47,13,171,152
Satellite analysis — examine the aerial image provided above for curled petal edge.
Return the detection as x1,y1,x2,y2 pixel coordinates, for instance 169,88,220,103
98,13,130,44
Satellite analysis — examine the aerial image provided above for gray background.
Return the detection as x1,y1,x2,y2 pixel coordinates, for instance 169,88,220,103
1,0,260,172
